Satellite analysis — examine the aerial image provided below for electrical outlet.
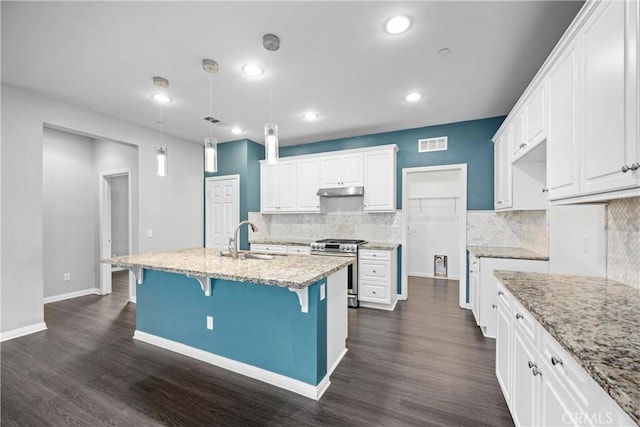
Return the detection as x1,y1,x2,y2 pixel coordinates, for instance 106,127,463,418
206,316,214,330
392,220,401,229
320,284,326,301
63,273,71,282
147,229,154,238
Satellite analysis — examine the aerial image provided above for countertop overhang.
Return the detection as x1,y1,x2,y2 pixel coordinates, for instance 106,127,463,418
467,245,549,261
494,270,640,424
102,247,353,289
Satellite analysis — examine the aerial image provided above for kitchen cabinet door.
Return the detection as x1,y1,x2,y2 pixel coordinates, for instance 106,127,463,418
496,288,511,404
525,83,546,147
320,153,363,188
512,326,539,427
363,149,396,211
319,156,342,188
296,158,320,212
494,132,513,210
278,161,297,211
580,0,638,195
511,111,526,159
261,163,280,212
547,39,581,200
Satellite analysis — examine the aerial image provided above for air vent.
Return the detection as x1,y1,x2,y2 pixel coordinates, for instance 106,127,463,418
202,116,221,124
418,136,448,153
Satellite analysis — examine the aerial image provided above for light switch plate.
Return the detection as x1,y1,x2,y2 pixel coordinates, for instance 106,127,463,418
320,284,326,300
206,316,214,330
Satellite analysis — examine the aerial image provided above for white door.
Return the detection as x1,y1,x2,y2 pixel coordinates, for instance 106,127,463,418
206,175,239,249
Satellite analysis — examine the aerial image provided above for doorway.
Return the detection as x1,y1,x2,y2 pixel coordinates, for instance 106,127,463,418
205,175,240,249
401,164,467,308
99,169,133,300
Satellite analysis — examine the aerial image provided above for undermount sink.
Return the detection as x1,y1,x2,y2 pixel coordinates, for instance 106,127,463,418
218,251,275,260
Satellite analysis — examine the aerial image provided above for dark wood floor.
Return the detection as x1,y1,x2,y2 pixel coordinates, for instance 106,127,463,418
1,273,513,426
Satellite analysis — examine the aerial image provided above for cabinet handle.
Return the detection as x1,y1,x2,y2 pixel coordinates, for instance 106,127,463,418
498,290,504,296
622,165,630,173
528,361,537,369
631,162,640,171
373,270,377,273
551,356,564,366
519,143,526,149
515,313,524,320
372,291,376,295
541,188,548,193
532,367,542,377
492,304,497,309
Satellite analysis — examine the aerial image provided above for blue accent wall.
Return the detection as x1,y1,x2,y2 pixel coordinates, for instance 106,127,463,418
279,116,504,210
137,270,327,385
204,139,264,250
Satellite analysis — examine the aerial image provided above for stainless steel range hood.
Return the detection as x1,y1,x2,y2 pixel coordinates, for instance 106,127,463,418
316,186,365,197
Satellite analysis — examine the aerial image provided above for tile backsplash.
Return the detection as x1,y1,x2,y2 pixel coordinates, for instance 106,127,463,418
248,211,402,243
607,197,640,288
466,210,548,255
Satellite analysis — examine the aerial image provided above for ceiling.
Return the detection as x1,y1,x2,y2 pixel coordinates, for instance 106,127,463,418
1,1,583,147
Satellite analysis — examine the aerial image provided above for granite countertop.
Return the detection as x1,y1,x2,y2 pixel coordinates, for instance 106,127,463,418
467,245,549,261
250,238,314,246
494,270,640,424
360,242,400,250
102,247,353,289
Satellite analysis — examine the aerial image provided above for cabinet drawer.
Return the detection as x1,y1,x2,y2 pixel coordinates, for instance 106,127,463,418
359,261,390,281
286,245,310,255
512,298,537,342
250,244,287,254
497,283,511,310
359,282,390,303
359,249,390,261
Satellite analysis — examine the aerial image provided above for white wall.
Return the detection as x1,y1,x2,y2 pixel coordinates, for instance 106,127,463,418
42,128,98,298
110,175,129,258
1,83,203,337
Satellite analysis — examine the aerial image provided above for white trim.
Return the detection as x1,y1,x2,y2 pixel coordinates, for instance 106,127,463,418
111,266,127,272
407,272,461,280
205,174,241,249
0,322,47,342
401,164,467,308
359,298,399,311
129,297,137,304
43,288,100,304
327,348,348,378
259,143,399,164
133,330,331,400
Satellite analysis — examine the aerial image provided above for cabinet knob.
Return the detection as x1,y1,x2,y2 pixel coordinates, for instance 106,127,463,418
520,143,526,149
532,367,542,377
528,360,537,369
541,188,548,193
551,356,564,366
373,270,377,273
497,290,504,296
372,291,376,295
515,313,524,320
491,304,497,309
631,162,640,171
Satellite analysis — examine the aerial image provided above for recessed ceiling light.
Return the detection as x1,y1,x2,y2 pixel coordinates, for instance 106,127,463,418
242,63,263,77
303,112,319,121
231,127,243,135
151,93,172,104
385,15,411,34
437,47,451,56
405,92,422,102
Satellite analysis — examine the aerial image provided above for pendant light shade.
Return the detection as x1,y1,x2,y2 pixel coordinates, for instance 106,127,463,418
156,146,168,177
204,137,218,173
264,123,279,164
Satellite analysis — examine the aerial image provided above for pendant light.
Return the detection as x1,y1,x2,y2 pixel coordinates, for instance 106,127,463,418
263,33,280,164
156,105,168,177
153,76,170,177
202,59,219,173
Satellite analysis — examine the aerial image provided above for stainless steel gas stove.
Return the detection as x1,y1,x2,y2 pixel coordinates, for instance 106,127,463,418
310,238,367,307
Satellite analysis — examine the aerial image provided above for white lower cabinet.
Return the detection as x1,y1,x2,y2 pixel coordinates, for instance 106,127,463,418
471,257,548,338
496,283,635,427
358,249,397,311
286,245,310,255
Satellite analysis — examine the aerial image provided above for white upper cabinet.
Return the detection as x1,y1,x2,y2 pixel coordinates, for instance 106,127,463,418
525,83,546,147
510,110,525,159
260,160,296,213
363,147,397,212
546,39,581,200
319,153,363,188
296,158,321,212
580,0,638,195
260,145,397,214
494,130,513,210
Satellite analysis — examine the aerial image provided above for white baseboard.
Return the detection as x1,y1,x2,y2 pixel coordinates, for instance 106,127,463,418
44,288,100,304
133,330,331,400
129,297,137,304
359,298,399,311
327,348,348,377
1,322,47,342
408,272,460,280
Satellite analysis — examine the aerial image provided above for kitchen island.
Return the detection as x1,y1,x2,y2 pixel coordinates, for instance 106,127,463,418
103,247,353,400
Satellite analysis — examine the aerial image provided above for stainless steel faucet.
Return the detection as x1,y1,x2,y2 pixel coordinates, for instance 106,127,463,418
230,221,259,259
